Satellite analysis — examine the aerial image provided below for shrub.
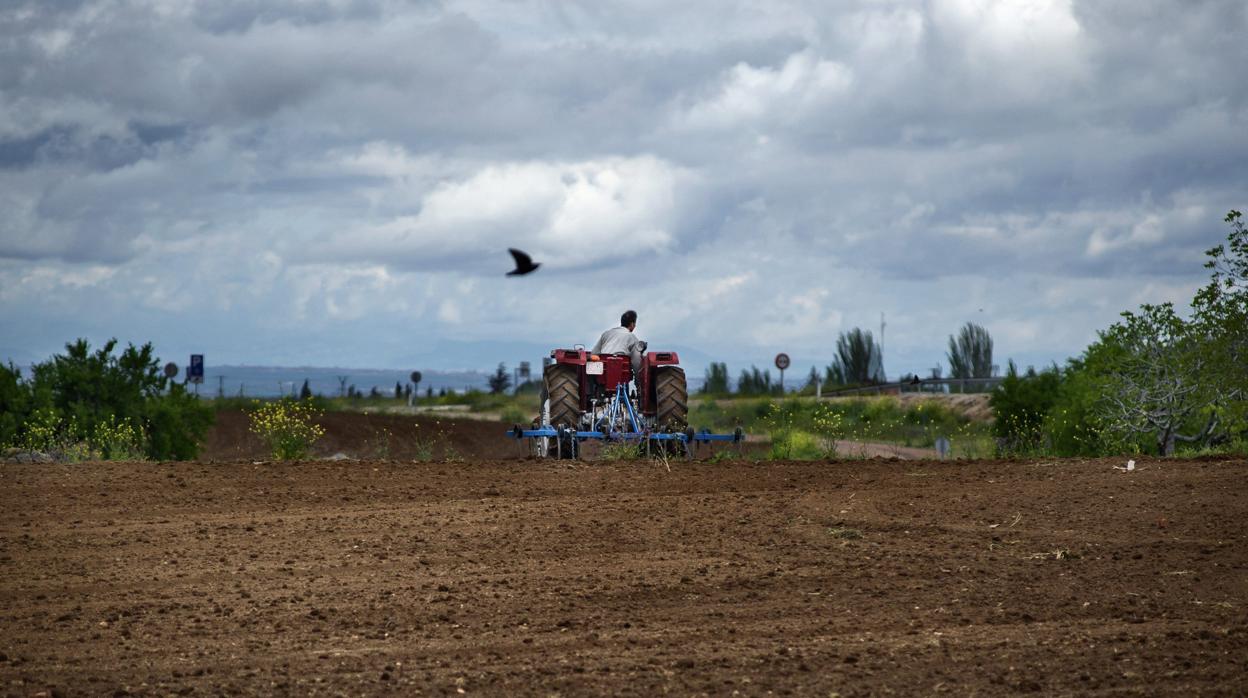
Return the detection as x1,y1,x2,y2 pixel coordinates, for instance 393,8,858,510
812,404,845,457
248,398,325,460
91,415,147,461
3,339,214,460
990,362,1061,454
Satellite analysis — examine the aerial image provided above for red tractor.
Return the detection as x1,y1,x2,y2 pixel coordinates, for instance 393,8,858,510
543,348,687,432
509,346,742,459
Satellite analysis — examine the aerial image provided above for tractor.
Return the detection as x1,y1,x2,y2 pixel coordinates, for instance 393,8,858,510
508,347,743,458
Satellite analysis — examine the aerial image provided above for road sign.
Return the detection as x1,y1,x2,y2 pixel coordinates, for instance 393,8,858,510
189,354,204,384
163,362,178,379
410,371,423,385
774,353,790,371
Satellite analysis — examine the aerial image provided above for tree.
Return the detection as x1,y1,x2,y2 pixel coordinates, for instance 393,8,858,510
1192,210,1248,439
824,362,846,389
300,379,313,400
736,366,779,395
0,362,35,446
1095,303,1218,456
488,363,511,395
394,381,403,400
947,322,994,379
1088,211,1248,456
702,362,730,394
836,328,884,384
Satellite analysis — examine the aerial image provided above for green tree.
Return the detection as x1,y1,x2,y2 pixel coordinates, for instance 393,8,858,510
1191,210,1248,443
702,362,730,394
488,363,511,395
736,366,779,396
824,362,846,389
836,328,884,384
0,362,35,446
1095,303,1218,456
300,379,313,400
947,322,994,379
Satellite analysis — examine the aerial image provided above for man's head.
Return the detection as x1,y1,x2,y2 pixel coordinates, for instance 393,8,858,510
620,310,637,331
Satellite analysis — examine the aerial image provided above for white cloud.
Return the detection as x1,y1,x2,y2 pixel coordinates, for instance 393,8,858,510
677,50,853,130
309,154,691,270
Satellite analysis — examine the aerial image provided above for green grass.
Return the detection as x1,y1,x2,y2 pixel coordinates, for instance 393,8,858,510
690,395,994,459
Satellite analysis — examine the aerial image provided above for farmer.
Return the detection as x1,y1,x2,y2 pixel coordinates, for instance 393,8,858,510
592,309,646,376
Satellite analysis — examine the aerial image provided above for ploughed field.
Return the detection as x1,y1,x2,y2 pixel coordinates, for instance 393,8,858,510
1,456,1245,696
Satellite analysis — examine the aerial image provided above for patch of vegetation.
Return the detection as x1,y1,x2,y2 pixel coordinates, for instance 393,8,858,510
989,210,1248,457
248,398,325,460
827,526,863,540
0,339,214,460
690,395,990,459
599,441,644,461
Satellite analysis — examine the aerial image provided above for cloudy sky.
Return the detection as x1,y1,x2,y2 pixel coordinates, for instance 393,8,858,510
2,0,1245,376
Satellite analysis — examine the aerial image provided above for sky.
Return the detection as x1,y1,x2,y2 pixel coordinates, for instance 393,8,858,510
2,0,1245,378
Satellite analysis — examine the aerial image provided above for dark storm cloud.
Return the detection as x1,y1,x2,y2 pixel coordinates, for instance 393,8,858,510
0,124,185,171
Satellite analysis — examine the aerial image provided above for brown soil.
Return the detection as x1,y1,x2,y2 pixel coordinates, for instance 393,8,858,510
201,410,528,462
2,454,1246,696
204,409,938,462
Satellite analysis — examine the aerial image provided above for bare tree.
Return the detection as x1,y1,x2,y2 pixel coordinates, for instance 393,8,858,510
947,323,994,379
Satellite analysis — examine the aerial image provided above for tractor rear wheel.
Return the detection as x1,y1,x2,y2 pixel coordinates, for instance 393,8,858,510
654,366,688,430
544,363,581,431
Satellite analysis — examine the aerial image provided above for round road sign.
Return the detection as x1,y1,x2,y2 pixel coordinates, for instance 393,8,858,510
774,353,790,371
163,362,178,379
410,371,423,384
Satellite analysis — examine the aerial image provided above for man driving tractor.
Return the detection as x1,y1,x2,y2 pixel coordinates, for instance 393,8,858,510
592,310,647,377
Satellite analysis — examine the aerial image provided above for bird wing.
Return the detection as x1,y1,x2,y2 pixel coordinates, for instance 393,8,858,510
508,248,532,268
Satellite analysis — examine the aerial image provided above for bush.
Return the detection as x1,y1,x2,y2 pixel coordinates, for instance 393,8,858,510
990,362,1061,454
1,340,214,460
248,398,325,460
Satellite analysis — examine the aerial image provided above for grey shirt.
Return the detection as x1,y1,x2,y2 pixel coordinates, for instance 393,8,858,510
592,326,645,374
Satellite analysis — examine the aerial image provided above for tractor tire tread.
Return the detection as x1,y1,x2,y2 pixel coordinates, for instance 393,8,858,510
654,366,688,430
545,364,580,430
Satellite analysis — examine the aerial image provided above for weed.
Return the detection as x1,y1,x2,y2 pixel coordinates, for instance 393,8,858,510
91,415,147,461
410,422,443,462
600,441,643,461
368,426,393,459
706,448,735,463
248,398,325,460
827,527,863,540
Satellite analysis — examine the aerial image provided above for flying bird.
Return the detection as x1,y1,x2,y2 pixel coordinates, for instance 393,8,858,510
506,248,540,276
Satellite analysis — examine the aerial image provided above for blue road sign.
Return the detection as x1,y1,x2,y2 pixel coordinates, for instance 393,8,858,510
189,354,204,383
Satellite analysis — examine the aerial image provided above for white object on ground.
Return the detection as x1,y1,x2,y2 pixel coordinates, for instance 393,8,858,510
1126,459,1135,471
